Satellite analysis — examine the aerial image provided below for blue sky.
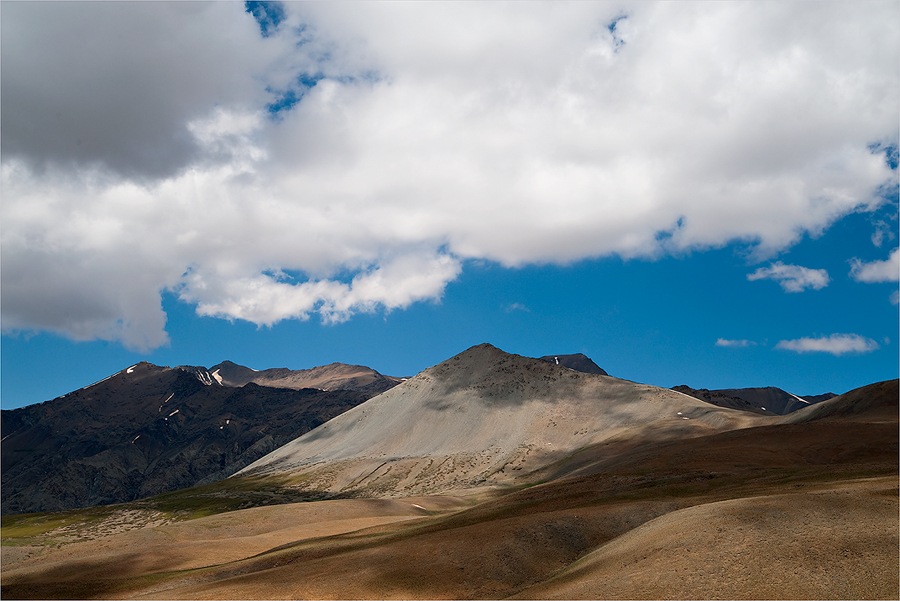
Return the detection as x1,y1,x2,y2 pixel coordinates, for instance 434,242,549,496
2,2,898,409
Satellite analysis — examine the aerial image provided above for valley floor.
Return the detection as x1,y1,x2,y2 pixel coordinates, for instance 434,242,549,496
3,377,898,599
2,468,897,599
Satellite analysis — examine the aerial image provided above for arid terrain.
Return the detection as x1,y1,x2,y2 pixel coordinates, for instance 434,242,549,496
2,346,897,599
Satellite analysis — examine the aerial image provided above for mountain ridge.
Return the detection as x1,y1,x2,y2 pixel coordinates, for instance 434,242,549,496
0,360,400,515
672,384,836,415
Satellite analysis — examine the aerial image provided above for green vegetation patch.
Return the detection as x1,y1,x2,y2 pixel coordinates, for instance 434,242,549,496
1,507,113,546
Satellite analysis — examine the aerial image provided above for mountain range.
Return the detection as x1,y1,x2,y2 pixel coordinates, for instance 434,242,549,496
0,349,839,516
1,361,398,515
1,344,896,599
671,384,836,415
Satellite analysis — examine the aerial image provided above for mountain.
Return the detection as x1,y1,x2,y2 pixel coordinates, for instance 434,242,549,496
672,384,835,415
238,344,759,496
2,357,893,601
206,360,404,394
538,353,608,375
0,360,399,515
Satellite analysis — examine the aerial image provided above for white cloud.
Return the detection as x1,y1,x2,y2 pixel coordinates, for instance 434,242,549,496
775,334,880,356
504,303,530,314
716,339,756,348
1,2,898,349
849,248,900,283
746,262,831,293
891,291,900,305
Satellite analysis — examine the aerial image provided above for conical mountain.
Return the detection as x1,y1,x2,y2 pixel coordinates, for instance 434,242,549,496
239,344,760,496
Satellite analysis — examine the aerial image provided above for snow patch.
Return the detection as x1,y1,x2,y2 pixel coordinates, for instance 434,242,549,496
211,369,224,385
788,392,810,404
761,407,766,411
163,393,174,404
132,435,140,443
411,504,426,510
168,409,180,417
126,364,137,374
670,389,705,403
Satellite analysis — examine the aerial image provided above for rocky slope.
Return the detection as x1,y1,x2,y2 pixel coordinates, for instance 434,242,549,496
238,344,760,496
0,361,398,515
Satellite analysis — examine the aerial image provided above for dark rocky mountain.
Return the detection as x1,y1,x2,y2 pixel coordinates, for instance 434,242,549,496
537,353,608,375
672,384,835,415
0,361,400,515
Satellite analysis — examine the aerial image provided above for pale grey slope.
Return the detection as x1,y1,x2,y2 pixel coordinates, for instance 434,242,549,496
238,344,761,497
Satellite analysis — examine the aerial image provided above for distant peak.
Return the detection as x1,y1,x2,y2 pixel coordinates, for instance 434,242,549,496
538,353,608,376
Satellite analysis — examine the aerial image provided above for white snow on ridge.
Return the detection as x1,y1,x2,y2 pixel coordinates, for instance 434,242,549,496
168,409,180,417
80,373,115,391
788,392,810,405
126,364,137,374
132,435,140,443
670,389,705,403
163,393,174,403
211,369,224,385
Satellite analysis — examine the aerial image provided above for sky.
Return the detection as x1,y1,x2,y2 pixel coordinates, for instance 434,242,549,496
2,1,898,410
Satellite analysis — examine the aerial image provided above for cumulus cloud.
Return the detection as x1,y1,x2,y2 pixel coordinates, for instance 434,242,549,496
715,339,756,348
775,334,880,355
2,2,898,349
746,263,831,292
849,248,900,283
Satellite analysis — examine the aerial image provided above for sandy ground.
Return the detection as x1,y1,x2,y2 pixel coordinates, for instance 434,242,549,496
5,474,893,600
513,477,899,600
1,495,472,598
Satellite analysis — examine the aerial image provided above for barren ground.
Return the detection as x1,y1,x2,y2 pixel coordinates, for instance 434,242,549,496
2,375,896,600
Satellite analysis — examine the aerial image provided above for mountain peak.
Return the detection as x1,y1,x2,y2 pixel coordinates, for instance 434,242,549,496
538,353,608,376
